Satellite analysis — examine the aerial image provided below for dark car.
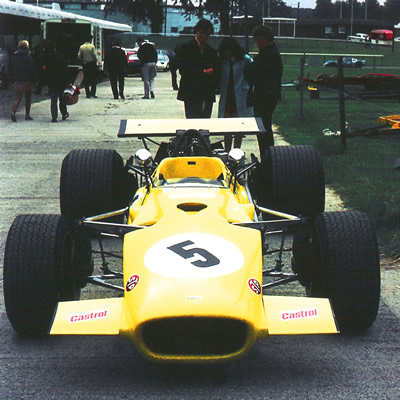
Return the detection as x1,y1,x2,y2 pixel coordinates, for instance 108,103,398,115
324,57,366,68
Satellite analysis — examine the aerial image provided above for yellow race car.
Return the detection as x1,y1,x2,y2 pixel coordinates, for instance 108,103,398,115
3,118,380,363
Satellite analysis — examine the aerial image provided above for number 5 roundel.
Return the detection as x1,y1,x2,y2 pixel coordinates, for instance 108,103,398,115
144,233,244,278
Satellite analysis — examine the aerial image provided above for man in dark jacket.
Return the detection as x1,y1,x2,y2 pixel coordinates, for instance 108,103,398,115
10,40,36,122
137,38,157,99
176,19,220,118
44,41,69,122
244,25,283,155
104,39,127,99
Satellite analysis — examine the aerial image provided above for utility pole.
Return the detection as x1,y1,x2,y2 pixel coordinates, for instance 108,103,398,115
350,0,354,37
244,0,249,52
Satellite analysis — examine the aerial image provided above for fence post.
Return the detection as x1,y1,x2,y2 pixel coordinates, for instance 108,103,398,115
338,56,347,152
299,55,305,119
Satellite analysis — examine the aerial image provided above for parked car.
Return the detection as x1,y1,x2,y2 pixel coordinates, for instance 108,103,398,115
347,33,369,42
123,47,140,75
156,53,169,72
324,57,366,68
158,49,176,59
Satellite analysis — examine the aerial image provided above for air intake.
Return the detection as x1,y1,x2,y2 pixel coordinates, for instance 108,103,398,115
177,203,207,212
141,317,249,356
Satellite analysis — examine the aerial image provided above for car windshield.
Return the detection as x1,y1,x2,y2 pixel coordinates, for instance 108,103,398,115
153,176,228,188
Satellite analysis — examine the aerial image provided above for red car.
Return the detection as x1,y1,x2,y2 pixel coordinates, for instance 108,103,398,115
123,47,140,75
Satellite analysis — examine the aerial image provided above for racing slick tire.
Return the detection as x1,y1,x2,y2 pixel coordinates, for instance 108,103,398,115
307,211,380,333
60,149,137,221
251,145,325,218
3,214,83,336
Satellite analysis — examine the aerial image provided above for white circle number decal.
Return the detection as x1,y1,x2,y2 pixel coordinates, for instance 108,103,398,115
144,233,244,278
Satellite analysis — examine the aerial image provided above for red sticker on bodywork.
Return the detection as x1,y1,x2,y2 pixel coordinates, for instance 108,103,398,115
281,308,319,321
126,274,140,292
69,310,108,323
248,278,261,295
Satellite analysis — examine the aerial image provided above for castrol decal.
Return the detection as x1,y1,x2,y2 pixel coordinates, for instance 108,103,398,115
281,308,319,321
248,278,261,295
126,274,140,292
69,310,108,323
144,233,244,278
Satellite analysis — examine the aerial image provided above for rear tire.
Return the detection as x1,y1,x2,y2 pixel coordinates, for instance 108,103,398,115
251,145,325,218
307,211,380,333
60,149,137,220
3,214,80,336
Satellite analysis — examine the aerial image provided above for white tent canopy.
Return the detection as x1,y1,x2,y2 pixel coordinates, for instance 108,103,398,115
0,1,132,32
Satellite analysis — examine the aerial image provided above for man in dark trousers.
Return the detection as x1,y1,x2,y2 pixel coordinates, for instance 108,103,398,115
137,38,157,99
44,41,69,122
104,39,127,99
244,25,282,156
176,19,220,118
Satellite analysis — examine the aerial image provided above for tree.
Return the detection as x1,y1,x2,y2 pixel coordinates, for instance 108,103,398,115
382,0,400,24
177,0,244,34
104,0,164,33
313,0,336,18
177,0,291,34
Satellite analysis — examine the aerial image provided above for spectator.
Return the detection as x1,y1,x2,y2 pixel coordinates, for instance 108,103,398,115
169,45,180,90
104,39,127,100
78,35,98,98
244,25,283,156
32,38,47,95
176,18,220,119
218,37,253,150
136,38,157,99
10,40,36,122
44,41,69,123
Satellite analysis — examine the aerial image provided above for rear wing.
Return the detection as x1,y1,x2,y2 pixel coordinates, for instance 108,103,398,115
118,117,265,138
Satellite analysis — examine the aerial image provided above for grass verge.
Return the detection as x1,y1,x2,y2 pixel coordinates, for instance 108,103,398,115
274,67,400,257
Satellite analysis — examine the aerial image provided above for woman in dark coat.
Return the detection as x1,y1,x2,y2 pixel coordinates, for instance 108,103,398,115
218,37,253,150
177,19,220,119
10,40,36,122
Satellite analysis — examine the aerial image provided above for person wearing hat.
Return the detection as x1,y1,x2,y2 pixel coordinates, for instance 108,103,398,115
78,34,98,98
136,37,157,99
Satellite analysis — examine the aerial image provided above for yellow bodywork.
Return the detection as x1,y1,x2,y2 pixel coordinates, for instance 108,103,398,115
51,156,338,362
378,114,400,129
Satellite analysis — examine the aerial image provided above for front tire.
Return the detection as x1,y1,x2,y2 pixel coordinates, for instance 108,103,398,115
308,211,380,333
60,149,137,220
251,145,325,218
3,214,81,336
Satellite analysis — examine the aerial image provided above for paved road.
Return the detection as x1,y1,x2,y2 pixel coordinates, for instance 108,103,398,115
1,73,400,399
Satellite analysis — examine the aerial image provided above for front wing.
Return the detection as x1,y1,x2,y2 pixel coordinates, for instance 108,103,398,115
50,296,338,337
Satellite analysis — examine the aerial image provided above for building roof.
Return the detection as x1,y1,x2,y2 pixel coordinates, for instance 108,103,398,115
0,1,131,31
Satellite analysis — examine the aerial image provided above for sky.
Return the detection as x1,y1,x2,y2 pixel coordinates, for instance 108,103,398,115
284,0,316,7
283,0,385,9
